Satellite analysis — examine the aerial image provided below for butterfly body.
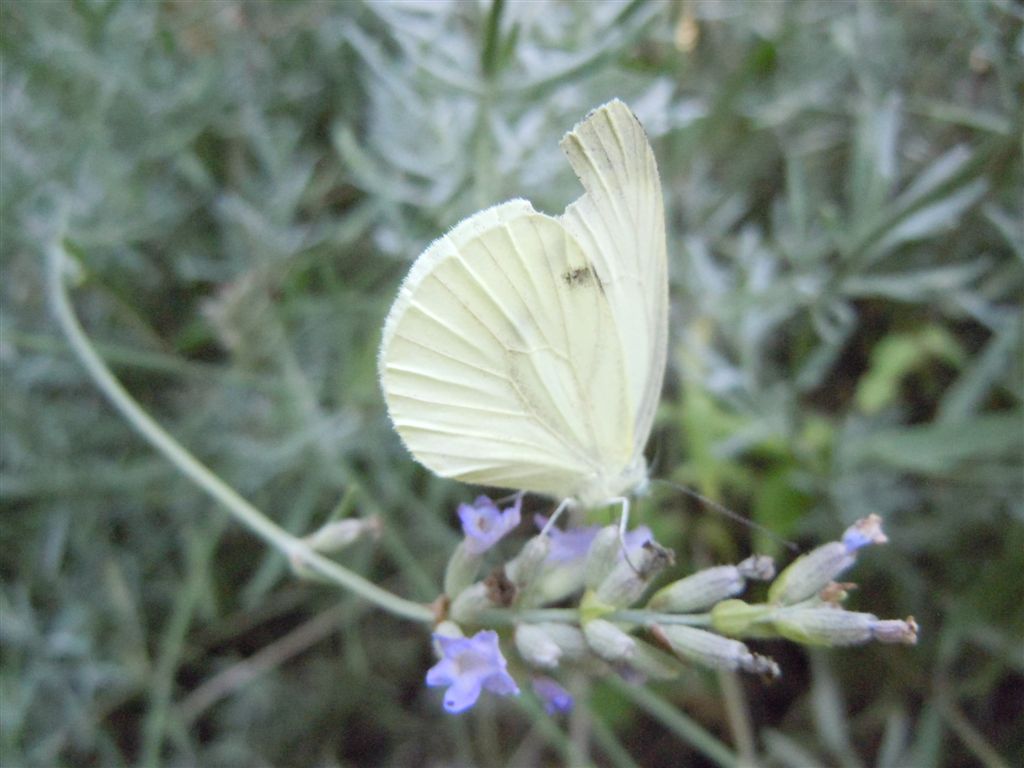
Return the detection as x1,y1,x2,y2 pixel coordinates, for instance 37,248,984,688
379,100,667,509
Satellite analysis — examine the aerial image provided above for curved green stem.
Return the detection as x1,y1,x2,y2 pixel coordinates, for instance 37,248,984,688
46,239,433,625
718,670,758,767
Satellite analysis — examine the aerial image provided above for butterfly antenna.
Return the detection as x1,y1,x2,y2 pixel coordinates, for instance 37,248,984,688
652,479,799,553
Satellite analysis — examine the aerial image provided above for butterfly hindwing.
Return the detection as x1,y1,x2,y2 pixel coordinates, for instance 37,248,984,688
379,200,634,499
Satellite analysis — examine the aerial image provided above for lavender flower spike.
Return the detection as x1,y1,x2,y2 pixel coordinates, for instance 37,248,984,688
426,630,520,713
459,495,522,555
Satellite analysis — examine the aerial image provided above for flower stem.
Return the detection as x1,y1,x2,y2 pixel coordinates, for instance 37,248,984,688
477,607,714,627
46,238,433,625
718,670,758,767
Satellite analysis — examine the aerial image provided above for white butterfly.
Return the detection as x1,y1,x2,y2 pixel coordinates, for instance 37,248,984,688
378,99,667,511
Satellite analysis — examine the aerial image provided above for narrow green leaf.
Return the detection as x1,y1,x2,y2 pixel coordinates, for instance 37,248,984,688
845,413,1024,473
938,315,1021,422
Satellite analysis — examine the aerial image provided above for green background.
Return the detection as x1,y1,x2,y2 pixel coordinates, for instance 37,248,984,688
2,1,1022,766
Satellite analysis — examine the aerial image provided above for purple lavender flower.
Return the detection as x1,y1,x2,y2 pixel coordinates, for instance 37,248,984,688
841,513,888,553
531,676,573,714
622,526,654,555
534,514,653,564
538,517,601,563
426,630,520,713
458,495,522,555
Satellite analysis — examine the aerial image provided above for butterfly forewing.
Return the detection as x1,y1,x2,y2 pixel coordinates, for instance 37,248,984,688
560,100,668,465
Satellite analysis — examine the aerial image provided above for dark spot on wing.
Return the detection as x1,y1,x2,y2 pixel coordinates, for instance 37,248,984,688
562,265,599,289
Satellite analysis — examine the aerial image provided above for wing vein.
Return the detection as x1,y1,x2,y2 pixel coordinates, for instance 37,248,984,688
392,333,505,380
389,393,523,417
409,299,496,361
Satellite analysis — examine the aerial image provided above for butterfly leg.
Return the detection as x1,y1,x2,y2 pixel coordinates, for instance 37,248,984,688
610,496,642,573
610,496,631,538
538,498,574,538
494,490,526,507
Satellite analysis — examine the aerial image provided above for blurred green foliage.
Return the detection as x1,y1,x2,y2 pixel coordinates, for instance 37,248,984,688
2,1,1022,766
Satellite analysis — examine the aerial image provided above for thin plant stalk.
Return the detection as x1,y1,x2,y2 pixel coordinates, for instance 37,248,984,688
46,238,434,626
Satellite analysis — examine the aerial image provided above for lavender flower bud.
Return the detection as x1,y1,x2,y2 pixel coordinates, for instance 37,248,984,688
433,621,463,643
870,616,919,644
304,516,380,553
595,541,674,608
653,624,780,678
628,639,684,681
737,554,776,581
444,542,483,599
515,623,563,669
584,526,621,588
505,535,551,600
768,515,887,606
449,582,494,624
584,525,656,589
647,554,773,613
583,619,636,663
773,606,918,646
649,565,743,613
538,622,589,661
